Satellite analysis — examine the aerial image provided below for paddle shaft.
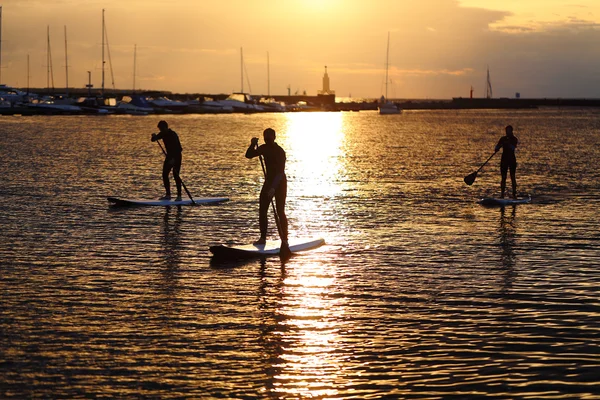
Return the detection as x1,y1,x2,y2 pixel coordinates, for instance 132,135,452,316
475,150,498,173
156,140,195,204
258,154,286,243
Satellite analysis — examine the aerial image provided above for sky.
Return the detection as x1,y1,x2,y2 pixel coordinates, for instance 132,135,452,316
1,0,599,99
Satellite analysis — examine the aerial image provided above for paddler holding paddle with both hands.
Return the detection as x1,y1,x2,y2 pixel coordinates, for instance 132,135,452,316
151,120,183,201
245,128,290,257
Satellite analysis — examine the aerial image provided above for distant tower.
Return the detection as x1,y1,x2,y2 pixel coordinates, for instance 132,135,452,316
322,66,330,93
485,66,493,99
470,86,474,99
318,66,335,95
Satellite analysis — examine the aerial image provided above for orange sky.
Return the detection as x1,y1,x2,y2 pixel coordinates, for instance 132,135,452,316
1,0,599,99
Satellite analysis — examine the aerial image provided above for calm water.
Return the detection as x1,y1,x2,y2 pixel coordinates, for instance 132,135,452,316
1,109,599,399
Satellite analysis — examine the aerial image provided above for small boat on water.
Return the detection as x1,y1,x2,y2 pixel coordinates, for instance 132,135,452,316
149,96,188,113
378,96,401,115
0,84,31,104
27,97,83,115
185,97,234,114
259,97,286,112
74,97,112,115
117,95,154,115
218,93,264,113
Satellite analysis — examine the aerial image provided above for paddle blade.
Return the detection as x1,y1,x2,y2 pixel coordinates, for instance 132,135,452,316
464,171,478,186
279,241,293,262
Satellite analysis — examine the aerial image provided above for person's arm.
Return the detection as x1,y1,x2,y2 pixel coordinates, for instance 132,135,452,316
151,131,164,142
245,137,260,158
494,137,504,152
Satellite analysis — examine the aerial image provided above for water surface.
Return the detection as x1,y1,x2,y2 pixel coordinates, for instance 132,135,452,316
1,109,599,398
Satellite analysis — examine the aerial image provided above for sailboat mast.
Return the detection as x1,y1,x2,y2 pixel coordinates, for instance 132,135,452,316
267,52,270,97
27,54,30,95
240,47,244,93
133,44,137,93
47,26,55,95
101,9,105,96
485,66,493,99
385,32,390,100
0,6,3,85
64,26,69,96
47,26,50,93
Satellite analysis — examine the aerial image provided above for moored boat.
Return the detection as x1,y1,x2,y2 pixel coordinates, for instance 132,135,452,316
217,93,264,113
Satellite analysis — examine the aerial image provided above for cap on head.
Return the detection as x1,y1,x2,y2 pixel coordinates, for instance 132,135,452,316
505,125,513,134
263,128,276,143
158,120,168,129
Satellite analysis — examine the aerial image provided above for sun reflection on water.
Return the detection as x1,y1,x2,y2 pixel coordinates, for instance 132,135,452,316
273,262,345,398
279,112,351,244
262,113,352,397
282,112,346,198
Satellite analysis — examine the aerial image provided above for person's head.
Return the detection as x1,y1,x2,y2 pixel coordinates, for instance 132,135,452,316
158,120,169,132
263,128,276,144
505,125,513,136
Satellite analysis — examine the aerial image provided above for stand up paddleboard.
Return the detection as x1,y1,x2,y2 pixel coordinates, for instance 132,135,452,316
210,238,325,260
107,196,229,207
478,196,531,206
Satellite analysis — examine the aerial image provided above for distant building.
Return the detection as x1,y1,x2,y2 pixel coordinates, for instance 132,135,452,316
318,66,335,95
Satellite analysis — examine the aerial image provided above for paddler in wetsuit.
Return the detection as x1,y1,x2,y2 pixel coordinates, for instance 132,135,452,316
151,120,183,200
245,128,288,246
495,125,518,199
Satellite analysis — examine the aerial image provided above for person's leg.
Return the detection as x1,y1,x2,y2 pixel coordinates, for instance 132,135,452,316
510,163,517,199
255,185,269,244
162,158,172,198
500,162,508,198
275,179,288,242
172,154,182,199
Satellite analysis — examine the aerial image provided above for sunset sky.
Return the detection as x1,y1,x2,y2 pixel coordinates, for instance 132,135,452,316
1,0,599,99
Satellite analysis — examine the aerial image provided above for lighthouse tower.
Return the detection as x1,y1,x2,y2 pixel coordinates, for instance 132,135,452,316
318,66,335,95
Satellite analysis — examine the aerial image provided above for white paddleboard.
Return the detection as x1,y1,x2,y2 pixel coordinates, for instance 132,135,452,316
107,196,229,207
478,196,531,206
210,238,325,259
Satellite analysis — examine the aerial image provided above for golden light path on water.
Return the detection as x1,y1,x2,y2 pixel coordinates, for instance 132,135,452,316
282,112,346,197
280,111,351,245
272,112,348,397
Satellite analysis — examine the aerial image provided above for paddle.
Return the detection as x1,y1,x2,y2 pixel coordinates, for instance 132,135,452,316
258,154,292,261
464,150,497,186
155,140,196,204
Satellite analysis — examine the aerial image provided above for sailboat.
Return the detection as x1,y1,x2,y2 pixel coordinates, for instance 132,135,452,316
217,47,264,112
378,32,401,115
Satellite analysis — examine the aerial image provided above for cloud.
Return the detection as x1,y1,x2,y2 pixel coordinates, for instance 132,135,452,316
493,17,600,33
399,68,475,77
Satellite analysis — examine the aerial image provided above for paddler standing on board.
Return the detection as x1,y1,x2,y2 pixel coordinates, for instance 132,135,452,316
151,120,183,200
495,125,518,199
245,128,288,246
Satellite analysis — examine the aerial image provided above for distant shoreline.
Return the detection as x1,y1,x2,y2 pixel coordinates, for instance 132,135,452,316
6,86,600,112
